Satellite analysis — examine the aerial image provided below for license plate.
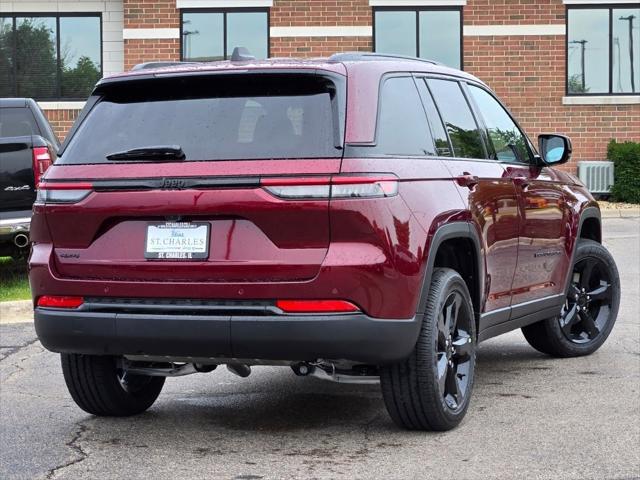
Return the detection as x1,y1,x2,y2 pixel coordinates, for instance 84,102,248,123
145,222,210,260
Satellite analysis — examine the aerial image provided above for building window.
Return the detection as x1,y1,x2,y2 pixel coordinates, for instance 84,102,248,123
567,5,640,95
180,9,269,61
373,7,462,69
0,14,102,100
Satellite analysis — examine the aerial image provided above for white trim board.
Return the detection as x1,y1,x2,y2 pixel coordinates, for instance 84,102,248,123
562,96,640,105
38,101,86,111
564,0,638,4
370,1,466,5
176,0,273,7
464,24,566,36
270,26,373,38
123,28,180,40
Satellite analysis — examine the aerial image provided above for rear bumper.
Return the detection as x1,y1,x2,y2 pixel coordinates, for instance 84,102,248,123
34,307,420,364
0,213,30,240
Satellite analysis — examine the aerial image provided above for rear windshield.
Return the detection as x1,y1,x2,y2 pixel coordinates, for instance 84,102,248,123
59,73,344,164
0,107,38,137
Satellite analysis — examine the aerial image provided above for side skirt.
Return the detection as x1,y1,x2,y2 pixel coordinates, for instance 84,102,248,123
478,294,565,342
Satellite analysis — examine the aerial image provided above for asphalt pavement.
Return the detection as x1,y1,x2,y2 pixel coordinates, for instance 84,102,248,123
1,217,639,480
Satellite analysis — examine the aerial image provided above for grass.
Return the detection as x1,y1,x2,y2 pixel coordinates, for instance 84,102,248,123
0,257,31,302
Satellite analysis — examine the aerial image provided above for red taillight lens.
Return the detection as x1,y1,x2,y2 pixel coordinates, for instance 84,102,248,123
261,175,398,200
276,299,360,313
32,147,53,185
36,182,93,204
37,296,84,309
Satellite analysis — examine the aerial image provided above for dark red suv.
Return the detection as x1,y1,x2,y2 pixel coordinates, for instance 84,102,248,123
30,52,620,431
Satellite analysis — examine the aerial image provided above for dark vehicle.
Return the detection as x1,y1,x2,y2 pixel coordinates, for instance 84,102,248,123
30,53,620,431
0,98,59,258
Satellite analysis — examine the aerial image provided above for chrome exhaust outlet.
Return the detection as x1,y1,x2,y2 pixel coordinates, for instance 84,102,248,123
13,233,29,248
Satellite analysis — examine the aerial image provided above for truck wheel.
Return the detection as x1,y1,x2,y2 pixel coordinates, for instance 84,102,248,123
521,239,620,357
380,268,476,431
61,354,165,416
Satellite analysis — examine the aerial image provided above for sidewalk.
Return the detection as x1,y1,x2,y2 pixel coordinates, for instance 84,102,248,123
599,201,640,218
0,300,33,324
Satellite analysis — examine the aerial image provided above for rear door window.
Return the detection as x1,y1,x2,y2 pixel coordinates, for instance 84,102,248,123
59,74,344,164
373,76,435,156
415,79,452,157
426,79,486,159
0,107,38,137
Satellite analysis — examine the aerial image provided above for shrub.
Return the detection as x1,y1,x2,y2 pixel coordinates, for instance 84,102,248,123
608,140,640,204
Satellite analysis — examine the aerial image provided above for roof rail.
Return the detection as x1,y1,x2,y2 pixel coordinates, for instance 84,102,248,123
328,52,441,66
131,61,200,71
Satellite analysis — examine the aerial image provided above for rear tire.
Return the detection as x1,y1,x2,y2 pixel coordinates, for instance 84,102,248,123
521,239,620,358
380,268,476,431
61,354,165,416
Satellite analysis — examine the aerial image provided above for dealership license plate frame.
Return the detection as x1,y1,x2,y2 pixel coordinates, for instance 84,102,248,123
144,222,210,260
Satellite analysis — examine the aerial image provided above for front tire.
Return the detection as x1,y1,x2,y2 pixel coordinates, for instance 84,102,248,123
61,354,165,416
521,239,620,357
380,268,476,431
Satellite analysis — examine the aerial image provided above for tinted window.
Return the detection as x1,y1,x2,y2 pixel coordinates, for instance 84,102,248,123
60,75,343,164
374,77,435,156
374,11,417,57
427,79,485,159
0,107,38,137
468,85,532,163
0,15,101,99
374,9,462,69
419,10,461,69
415,79,452,157
567,9,609,94
181,10,268,61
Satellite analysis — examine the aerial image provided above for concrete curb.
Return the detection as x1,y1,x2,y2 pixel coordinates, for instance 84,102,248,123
601,209,640,218
0,300,33,324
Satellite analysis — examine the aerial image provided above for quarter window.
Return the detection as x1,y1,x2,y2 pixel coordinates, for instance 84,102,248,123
0,14,102,99
181,10,269,61
373,8,462,69
567,6,640,95
426,79,485,159
468,85,532,163
374,77,435,156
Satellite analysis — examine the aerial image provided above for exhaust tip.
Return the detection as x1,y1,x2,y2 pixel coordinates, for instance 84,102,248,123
13,233,29,248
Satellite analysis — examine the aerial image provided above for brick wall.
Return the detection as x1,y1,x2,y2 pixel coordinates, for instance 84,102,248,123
271,0,371,26
124,0,179,28
272,36,371,57
44,110,81,141
124,39,180,70
465,0,565,25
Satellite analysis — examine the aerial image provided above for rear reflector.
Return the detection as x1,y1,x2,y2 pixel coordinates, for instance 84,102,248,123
37,296,84,309
32,147,53,186
276,299,360,313
262,175,398,200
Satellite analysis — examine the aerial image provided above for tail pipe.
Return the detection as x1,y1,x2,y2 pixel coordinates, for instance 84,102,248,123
13,233,29,249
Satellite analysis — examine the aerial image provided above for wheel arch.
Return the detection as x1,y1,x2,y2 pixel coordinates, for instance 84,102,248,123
564,206,602,294
417,222,484,327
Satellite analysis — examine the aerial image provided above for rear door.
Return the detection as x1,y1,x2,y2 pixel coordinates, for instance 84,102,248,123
420,77,520,314
42,72,345,284
466,83,568,306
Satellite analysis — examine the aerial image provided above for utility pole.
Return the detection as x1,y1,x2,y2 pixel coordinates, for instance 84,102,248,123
570,39,588,91
619,15,636,92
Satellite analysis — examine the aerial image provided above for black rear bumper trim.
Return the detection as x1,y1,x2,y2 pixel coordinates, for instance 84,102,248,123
34,308,420,364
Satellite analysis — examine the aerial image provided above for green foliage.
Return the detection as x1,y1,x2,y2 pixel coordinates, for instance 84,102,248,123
568,74,590,94
0,257,31,302
608,140,640,204
61,56,101,98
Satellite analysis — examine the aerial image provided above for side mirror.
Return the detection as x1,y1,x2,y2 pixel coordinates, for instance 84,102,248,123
538,134,572,166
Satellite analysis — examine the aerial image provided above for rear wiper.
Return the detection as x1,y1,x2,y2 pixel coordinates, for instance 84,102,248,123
106,145,185,161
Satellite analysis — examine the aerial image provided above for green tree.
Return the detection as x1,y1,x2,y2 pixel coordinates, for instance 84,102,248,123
61,55,100,98
568,74,590,94
13,18,58,98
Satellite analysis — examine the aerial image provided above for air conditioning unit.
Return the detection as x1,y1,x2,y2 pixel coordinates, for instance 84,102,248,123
577,161,614,196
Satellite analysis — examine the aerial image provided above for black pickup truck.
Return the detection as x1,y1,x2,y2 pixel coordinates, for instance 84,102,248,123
0,98,59,258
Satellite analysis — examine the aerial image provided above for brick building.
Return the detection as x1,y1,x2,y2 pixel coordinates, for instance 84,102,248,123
1,0,638,172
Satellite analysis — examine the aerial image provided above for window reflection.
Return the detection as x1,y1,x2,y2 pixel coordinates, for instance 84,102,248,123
419,10,460,69
181,11,268,61
0,18,13,96
16,17,58,98
567,9,609,94
60,17,102,98
612,8,639,93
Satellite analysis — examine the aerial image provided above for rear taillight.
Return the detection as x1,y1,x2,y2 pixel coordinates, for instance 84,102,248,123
32,147,53,185
276,299,360,314
36,182,93,204
262,175,398,200
37,296,84,309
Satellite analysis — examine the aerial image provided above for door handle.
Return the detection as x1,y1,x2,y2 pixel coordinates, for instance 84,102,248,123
513,176,530,188
455,174,479,189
